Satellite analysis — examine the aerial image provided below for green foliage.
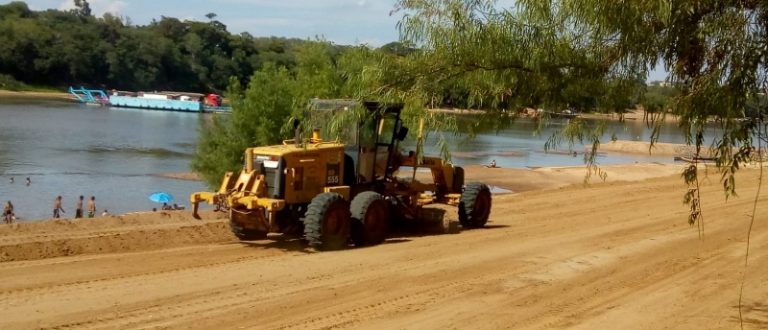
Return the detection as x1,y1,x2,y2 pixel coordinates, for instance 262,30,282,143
189,115,242,187
388,0,644,113
0,74,27,91
191,41,354,188
0,2,316,93
393,0,767,224
191,64,298,188
641,83,679,114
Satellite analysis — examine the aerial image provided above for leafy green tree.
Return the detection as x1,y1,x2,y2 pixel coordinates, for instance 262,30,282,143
192,63,298,187
0,3,337,93
191,41,354,187
293,41,341,101
392,0,764,201
0,1,32,19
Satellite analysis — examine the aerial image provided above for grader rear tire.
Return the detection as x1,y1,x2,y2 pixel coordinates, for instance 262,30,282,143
304,193,351,250
350,191,389,246
459,183,492,228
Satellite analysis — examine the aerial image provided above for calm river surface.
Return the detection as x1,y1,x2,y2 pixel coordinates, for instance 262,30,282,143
1,99,693,221
0,99,207,221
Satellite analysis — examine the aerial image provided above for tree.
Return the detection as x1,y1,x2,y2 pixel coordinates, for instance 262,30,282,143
0,3,340,93
392,0,764,213
191,41,359,187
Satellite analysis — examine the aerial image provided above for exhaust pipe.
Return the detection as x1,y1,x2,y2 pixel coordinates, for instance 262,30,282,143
293,118,301,147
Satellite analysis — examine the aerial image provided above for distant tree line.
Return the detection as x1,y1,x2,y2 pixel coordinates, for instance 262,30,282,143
0,1,353,92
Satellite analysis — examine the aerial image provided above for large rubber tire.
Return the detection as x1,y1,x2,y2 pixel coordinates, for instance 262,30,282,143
350,191,389,246
229,220,268,240
459,183,492,228
303,193,351,250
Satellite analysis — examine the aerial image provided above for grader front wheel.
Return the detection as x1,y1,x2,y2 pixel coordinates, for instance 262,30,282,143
459,183,492,228
303,193,351,250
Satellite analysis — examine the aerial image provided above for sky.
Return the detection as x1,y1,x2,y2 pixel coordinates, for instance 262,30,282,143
7,0,668,81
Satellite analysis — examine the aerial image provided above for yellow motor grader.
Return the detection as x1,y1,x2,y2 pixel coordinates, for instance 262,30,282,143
190,101,491,250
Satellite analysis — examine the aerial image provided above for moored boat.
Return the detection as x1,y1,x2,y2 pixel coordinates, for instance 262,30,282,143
69,87,231,113
108,91,202,112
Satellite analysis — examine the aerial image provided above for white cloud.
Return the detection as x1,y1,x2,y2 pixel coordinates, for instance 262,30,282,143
57,0,74,10
58,0,128,17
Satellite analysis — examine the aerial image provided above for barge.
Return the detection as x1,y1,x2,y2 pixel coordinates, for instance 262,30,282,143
69,87,230,113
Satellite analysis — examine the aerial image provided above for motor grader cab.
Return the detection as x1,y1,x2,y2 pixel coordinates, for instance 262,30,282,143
190,100,492,250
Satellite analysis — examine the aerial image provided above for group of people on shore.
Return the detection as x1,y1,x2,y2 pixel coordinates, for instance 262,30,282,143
3,196,109,225
53,195,108,219
3,176,112,224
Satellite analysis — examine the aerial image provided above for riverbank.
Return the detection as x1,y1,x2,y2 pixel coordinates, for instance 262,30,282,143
0,165,766,329
430,106,681,123
0,90,75,102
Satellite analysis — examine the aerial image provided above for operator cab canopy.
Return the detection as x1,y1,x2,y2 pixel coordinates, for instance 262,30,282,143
300,99,409,146
298,99,410,184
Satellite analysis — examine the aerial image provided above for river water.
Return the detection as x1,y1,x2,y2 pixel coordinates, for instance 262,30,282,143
0,99,207,221
430,113,689,168
0,100,694,221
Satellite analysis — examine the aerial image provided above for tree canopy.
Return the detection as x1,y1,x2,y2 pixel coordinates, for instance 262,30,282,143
388,0,766,222
0,1,347,92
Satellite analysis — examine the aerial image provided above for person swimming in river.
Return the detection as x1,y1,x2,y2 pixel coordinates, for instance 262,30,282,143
484,159,499,168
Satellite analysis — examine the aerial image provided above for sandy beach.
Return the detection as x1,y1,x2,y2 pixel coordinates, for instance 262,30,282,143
1,157,766,329
0,90,75,102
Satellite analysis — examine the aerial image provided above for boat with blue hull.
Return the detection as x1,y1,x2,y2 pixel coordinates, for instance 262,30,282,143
69,87,230,113
108,92,202,112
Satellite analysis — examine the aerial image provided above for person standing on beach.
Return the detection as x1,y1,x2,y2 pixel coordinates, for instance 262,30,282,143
75,195,84,218
87,196,96,218
3,201,13,224
9,177,13,184
53,196,65,218
25,177,31,186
